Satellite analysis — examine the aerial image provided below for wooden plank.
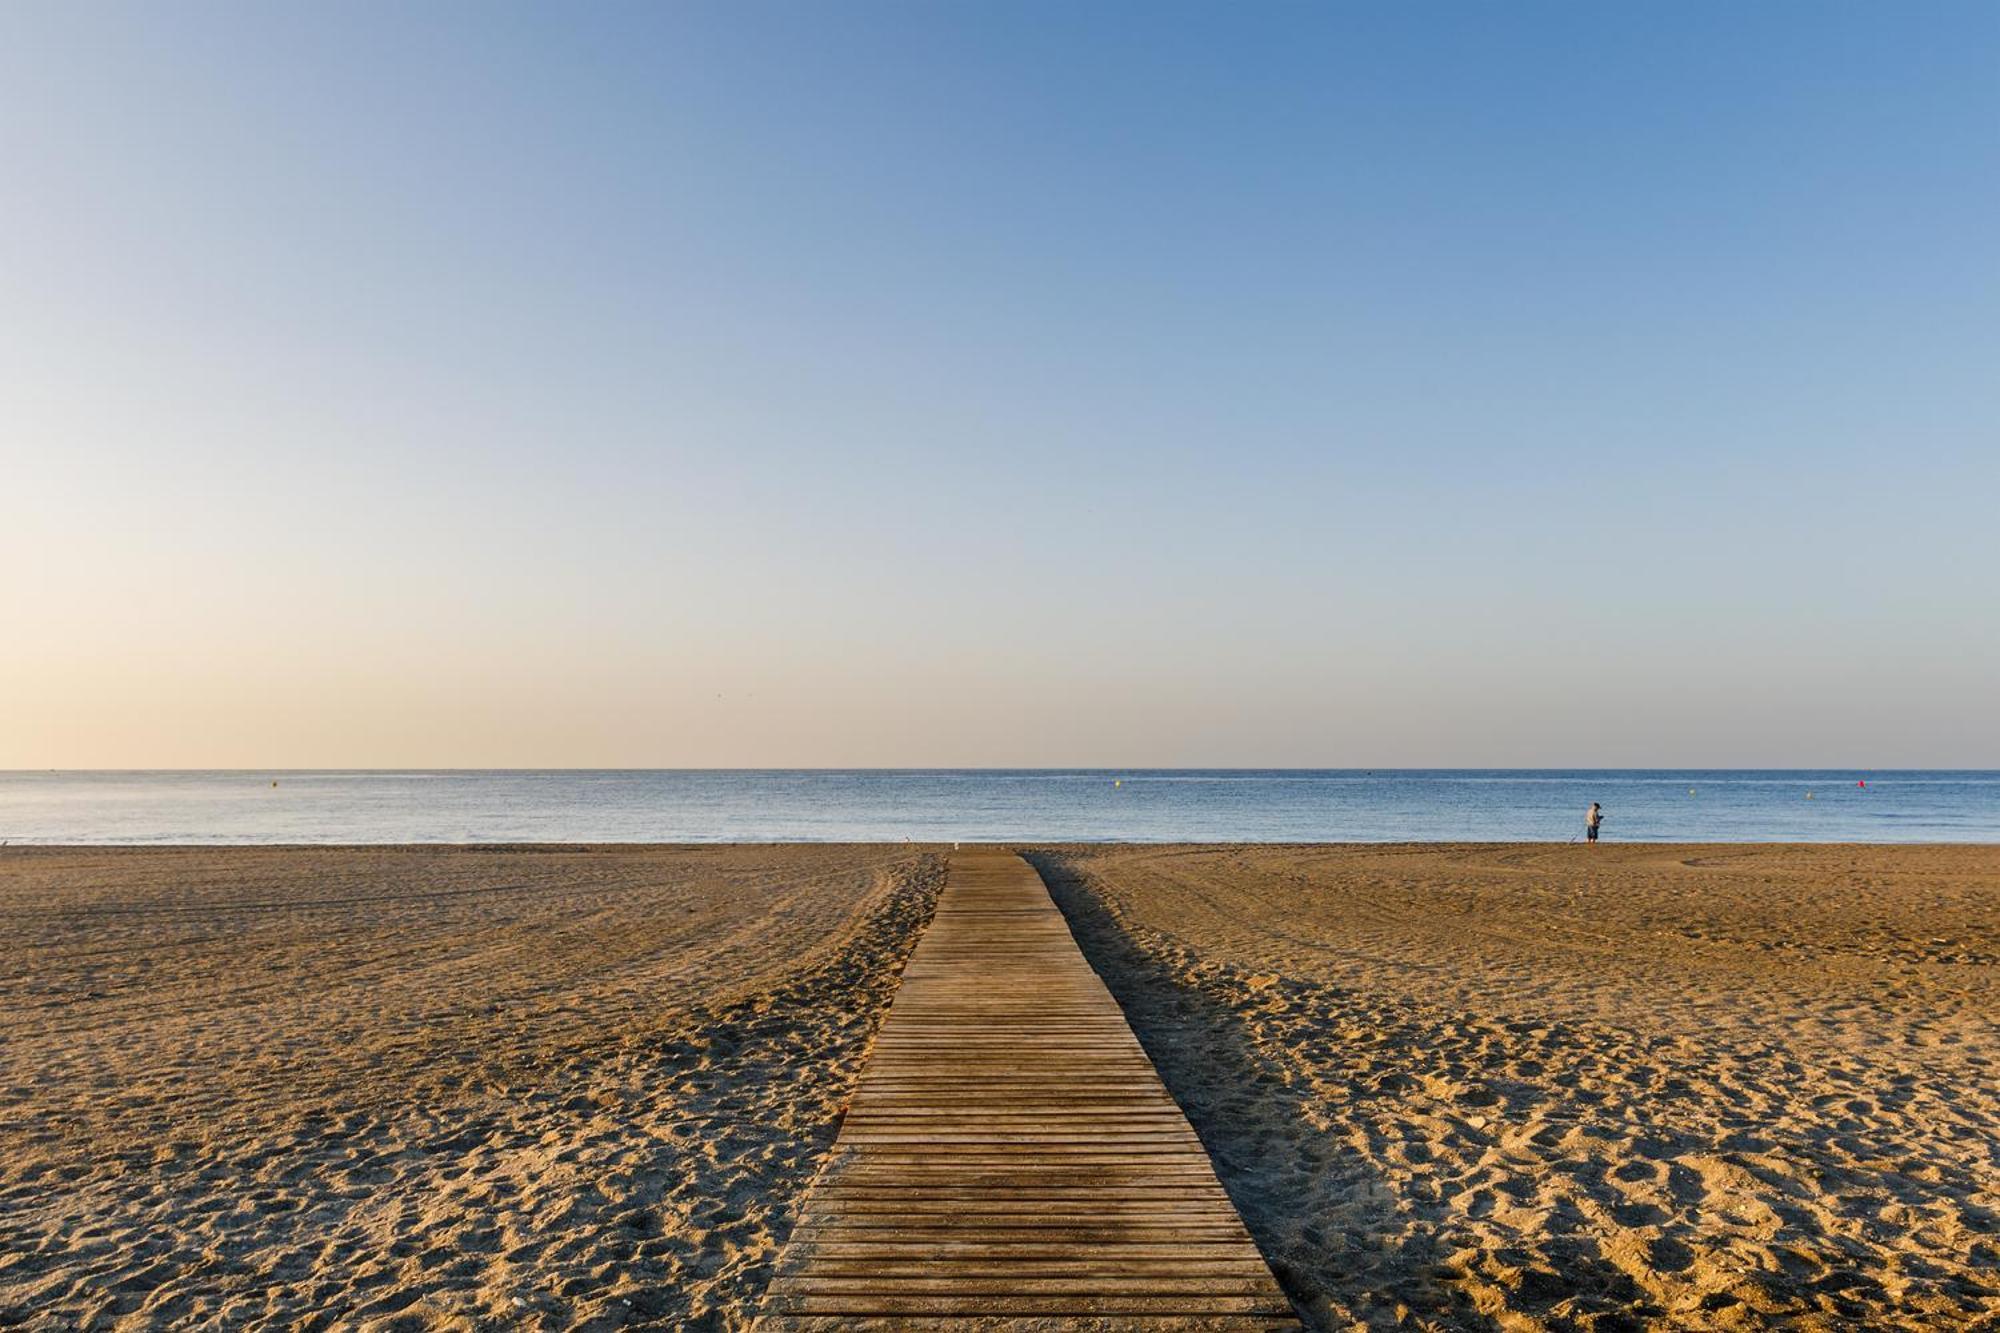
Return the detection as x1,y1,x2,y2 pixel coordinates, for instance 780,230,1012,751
767,1295,1296,1316
760,1320,1290,1333
754,850,1299,1331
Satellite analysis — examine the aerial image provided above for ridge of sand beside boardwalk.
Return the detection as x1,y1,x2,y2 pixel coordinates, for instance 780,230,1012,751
0,845,944,1331
1029,844,2000,1332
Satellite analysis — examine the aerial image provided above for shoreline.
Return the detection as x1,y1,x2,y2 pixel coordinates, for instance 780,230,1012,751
8,838,2000,851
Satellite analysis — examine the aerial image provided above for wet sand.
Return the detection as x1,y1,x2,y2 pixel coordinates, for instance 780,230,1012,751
1029,844,1999,1331
0,845,943,1331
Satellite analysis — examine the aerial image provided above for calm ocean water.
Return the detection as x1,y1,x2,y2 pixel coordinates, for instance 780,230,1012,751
1,770,1996,844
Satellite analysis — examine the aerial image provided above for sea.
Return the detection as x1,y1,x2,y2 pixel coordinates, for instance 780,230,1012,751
1,770,1996,845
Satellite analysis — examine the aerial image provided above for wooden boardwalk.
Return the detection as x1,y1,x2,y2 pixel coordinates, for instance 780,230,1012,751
757,849,1299,1330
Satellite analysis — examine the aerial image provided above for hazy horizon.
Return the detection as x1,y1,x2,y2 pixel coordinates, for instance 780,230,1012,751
7,3,1997,769
5,766,1990,774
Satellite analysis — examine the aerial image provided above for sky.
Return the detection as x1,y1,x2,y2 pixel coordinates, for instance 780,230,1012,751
4,3,1997,768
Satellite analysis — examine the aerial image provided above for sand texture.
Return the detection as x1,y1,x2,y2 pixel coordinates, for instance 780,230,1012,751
1029,844,1999,1332
0,845,943,1331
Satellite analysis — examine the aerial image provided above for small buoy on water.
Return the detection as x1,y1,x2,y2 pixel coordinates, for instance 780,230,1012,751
1689,788,1696,796
1113,779,1121,788
1858,780,1867,788
1806,791,1814,800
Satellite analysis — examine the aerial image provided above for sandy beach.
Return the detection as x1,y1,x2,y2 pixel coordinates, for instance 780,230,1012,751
5,842,1995,1331
1030,844,2000,1330
0,846,943,1330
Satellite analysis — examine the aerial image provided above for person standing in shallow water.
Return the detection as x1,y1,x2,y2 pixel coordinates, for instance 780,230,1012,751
1586,802,1604,844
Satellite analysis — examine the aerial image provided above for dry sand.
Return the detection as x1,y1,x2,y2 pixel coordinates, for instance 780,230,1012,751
1029,844,1999,1332
8,842,1996,1332
0,845,943,1331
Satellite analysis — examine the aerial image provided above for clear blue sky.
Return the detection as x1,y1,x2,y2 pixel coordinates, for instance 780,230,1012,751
4,3,1996,766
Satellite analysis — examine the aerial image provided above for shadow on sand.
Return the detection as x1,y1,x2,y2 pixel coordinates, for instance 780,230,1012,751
1027,851,1673,1333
